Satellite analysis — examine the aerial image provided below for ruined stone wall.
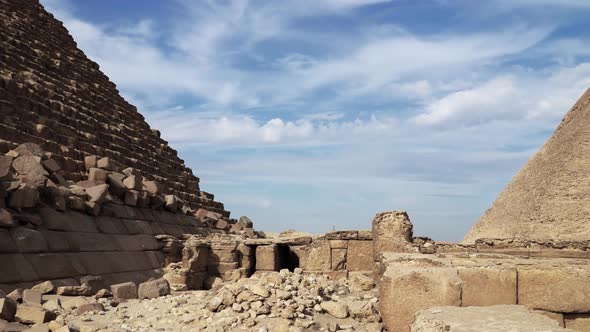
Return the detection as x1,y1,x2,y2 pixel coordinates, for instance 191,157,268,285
0,0,227,215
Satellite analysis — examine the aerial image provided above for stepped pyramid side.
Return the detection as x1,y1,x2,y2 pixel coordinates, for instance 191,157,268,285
0,0,227,216
464,88,590,243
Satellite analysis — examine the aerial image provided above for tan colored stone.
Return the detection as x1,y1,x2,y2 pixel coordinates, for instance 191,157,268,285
110,282,138,300
255,245,278,271
137,278,170,300
85,184,109,204
457,266,517,306
300,240,331,272
411,305,569,332
330,240,348,249
14,305,48,324
23,289,42,305
372,211,414,261
123,175,142,190
88,168,107,183
518,266,590,312
564,313,590,331
379,254,462,332
84,156,98,171
0,155,13,178
347,240,374,271
0,208,15,228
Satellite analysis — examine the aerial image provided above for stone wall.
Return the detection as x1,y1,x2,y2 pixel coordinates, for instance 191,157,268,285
379,252,590,332
0,0,226,214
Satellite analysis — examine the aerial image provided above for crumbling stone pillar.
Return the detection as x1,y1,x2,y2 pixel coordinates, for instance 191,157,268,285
372,211,414,262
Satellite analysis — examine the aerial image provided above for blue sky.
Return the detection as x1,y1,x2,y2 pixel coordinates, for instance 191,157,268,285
42,0,590,241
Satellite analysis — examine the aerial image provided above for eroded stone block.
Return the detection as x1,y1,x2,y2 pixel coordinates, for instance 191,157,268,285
457,266,517,306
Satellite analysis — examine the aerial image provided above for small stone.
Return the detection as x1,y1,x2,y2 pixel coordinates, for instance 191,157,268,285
207,297,223,312
56,285,92,296
23,289,42,305
32,281,56,295
0,155,13,178
320,301,349,319
94,289,112,299
88,168,107,182
41,159,61,173
7,289,23,302
250,285,270,298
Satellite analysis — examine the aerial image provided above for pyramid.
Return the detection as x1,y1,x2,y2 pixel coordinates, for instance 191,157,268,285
0,0,227,216
464,87,590,243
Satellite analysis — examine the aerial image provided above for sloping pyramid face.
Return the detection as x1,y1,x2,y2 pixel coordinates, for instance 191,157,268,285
464,88,590,243
0,0,227,215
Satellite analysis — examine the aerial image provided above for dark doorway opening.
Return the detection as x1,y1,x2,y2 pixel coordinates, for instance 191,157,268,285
277,244,300,271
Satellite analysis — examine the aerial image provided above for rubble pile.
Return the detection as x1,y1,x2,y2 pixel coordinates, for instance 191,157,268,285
42,270,382,332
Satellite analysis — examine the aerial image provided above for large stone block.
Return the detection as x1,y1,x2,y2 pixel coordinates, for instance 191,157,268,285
457,266,517,306
564,314,590,331
411,305,568,332
372,211,414,261
39,208,98,233
138,278,170,300
0,254,39,283
379,254,462,332
39,230,71,252
64,232,118,252
8,184,39,208
208,262,239,275
110,282,137,300
94,216,129,234
14,305,49,324
255,245,279,271
347,240,374,272
26,253,83,280
300,241,331,272
0,229,17,253
518,266,590,312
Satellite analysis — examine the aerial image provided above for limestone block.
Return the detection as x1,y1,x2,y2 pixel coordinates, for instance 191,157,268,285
8,184,39,208
238,216,253,228
137,278,170,300
411,305,569,332
41,158,61,173
94,216,128,234
39,209,98,233
0,155,13,178
330,240,348,249
97,157,116,171
347,240,374,272
209,248,237,263
10,227,48,253
77,302,104,315
518,266,590,312
208,262,239,275
564,314,590,331
300,241,331,272
86,184,109,204
0,254,39,283
84,156,97,171
26,253,84,280
255,245,279,271
214,219,228,230
534,310,565,327
15,305,48,324
142,181,161,196
12,156,48,185
164,195,178,212
229,223,243,233
23,289,42,305
124,190,139,206
331,248,347,271
64,232,118,252
372,211,414,261
0,208,13,228
106,172,126,197
110,282,137,300
379,257,462,332
123,175,142,191
457,266,517,306
88,168,107,183
0,229,17,253
0,298,17,321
